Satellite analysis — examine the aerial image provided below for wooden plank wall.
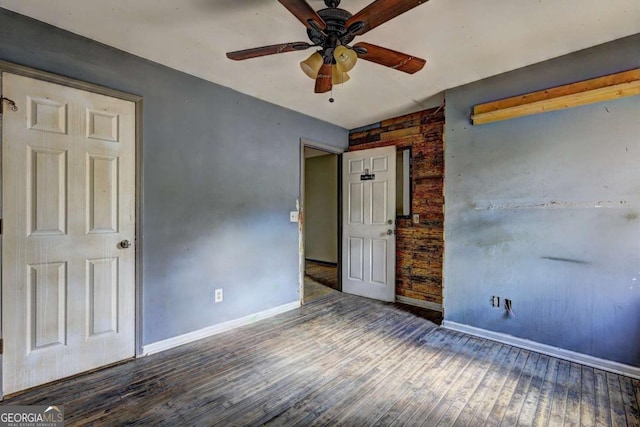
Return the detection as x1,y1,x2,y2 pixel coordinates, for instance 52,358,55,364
348,105,445,306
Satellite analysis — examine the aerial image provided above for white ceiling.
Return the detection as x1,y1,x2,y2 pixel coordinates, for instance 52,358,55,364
1,0,638,129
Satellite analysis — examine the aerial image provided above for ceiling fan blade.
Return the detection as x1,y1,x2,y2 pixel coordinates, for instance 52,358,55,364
226,42,311,60
314,63,333,93
353,42,426,74
346,0,429,36
278,0,327,31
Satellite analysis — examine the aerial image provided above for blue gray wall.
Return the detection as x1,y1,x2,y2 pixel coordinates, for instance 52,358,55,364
444,34,640,366
0,9,348,346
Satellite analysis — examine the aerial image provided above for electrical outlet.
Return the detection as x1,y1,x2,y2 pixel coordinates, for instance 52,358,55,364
412,214,420,224
490,295,500,307
290,211,299,222
214,288,223,303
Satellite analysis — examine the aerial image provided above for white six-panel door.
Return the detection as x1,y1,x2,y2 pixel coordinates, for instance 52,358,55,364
342,146,396,302
2,73,136,395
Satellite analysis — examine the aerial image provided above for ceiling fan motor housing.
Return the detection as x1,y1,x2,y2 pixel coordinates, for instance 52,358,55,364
307,7,355,47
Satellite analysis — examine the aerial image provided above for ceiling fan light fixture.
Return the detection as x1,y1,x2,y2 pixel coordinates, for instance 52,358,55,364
228,0,429,94
331,66,350,84
300,52,324,79
334,45,357,73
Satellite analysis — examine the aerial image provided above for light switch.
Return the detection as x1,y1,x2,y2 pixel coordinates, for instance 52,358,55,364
290,211,299,222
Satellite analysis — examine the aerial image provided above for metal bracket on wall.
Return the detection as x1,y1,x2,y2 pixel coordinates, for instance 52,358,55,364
0,96,19,114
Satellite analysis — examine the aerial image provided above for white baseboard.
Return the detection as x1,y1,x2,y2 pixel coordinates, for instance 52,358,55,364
396,295,443,313
142,301,301,356
442,321,640,380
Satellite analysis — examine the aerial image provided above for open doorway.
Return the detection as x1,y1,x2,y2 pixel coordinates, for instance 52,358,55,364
300,141,342,304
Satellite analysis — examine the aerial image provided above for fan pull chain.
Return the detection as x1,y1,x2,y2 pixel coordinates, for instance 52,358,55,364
329,87,334,103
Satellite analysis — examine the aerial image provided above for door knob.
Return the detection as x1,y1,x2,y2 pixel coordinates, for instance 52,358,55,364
119,240,132,249
386,229,394,235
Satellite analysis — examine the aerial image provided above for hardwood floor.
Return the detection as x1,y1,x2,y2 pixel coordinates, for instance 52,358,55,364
303,259,442,324
303,260,338,304
303,276,337,304
4,290,639,426
304,260,339,291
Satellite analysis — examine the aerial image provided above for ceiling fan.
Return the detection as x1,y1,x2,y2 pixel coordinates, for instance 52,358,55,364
226,0,428,94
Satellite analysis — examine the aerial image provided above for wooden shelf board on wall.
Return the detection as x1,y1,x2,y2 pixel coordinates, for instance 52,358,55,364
471,68,640,125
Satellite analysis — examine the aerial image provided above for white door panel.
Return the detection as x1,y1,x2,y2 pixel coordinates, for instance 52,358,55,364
2,72,136,394
342,146,396,302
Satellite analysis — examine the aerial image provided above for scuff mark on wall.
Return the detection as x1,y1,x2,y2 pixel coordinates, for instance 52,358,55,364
540,256,592,265
473,199,631,210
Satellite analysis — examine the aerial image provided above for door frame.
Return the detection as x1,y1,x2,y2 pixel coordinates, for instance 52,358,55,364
298,138,344,303
0,61,144,397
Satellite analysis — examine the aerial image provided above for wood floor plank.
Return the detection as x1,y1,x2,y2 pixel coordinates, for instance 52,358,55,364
548,359,572,425
303,321,434,426
484,349,532,425
579,366,597,427
594,369,613,427
264,316,438,426
563,362,584,426
130,305,386,424
411,338,492,425
434,341,504,426
369,331,471,426
400,336,489,425
620,375,640,426
323,328,455,426
240,316,434,426
470,346,522,426
385,336,483,425
450,344,511,426
533,369,561,427
373,332,470,426
607,372,629,426
635,378,640,417
170,302,424,422
500,350,541,425
68,294,363,417
3,287,637,426
106,300,377,425
515,354,551,426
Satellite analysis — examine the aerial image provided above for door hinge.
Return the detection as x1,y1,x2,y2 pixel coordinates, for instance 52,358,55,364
0,218,2,234
0,339,3,355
